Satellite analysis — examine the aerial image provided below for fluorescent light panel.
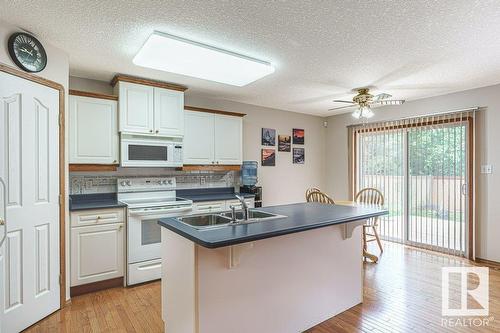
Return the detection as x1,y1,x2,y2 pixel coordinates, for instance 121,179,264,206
133,32,275,86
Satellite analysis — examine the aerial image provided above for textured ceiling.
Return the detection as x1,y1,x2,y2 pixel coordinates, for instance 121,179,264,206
2,0,500,116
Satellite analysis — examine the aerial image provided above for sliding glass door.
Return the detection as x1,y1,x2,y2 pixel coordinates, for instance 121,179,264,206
355,114,472,256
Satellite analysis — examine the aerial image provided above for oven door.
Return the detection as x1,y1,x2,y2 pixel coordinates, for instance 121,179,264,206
127,205,193,264
121,139,179,167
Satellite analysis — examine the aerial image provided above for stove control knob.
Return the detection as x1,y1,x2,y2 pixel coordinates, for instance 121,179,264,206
163,180,168,185
167,180,173,185
126,181,131,186
120,181,127,186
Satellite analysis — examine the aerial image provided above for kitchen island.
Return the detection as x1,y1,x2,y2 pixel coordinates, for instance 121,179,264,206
159,202,387,333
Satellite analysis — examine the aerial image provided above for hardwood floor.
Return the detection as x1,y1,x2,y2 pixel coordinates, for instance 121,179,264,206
26,242,500,332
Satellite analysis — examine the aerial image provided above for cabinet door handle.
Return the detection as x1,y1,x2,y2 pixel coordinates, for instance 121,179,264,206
112,160,117,164
155,130,159,134
149,129,153,133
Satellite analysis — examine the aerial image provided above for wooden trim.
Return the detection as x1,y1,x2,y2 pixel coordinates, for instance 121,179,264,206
468,117,474,260
475,257,500,270
178,164,241,172
185,105,246,117
0,64,67,307
70,277,124,297
69,164,118,172
111,74,188,91
69,89,118,101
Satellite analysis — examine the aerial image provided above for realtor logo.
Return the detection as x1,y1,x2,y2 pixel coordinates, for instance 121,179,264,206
442,267,489,316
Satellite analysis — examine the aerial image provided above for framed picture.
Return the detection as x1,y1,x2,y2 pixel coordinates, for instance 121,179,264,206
292,128,304,144
262,128,276,146
261,148,276,166
278,135,291,152
293,148,305,164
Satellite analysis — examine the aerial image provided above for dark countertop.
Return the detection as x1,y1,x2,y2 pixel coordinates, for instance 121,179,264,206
158,202,388,249
176,187,254,202
69,193,127,211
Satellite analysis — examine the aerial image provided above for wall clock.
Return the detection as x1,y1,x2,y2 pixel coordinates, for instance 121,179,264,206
8,32,47,73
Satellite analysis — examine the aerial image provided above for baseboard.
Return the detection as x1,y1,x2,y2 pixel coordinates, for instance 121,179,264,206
475,257,500,270
70,277,124,297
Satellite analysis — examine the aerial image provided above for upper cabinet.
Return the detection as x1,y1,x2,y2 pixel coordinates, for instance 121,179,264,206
154,87,184,137
112,76,187,137
214,114,243,165
69,93,119,164
117,82,154,134
183,109,243,165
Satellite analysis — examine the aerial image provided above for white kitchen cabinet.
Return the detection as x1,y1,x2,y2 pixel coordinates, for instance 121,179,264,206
115,81,184,136
154,87,184,137
183,111,215,164
70,208,125,287
214,114,243,165
183,111,243,165
69,95,118,164
117,82,154,134
193,200,226,213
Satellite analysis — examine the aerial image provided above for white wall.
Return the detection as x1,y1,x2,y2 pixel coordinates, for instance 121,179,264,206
0,19,71,299
325,84,500,262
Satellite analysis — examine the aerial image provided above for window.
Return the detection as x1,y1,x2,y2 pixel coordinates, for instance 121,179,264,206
353,112,474,256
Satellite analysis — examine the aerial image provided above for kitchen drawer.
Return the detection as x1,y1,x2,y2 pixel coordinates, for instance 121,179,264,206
71,208,125,227
192,200,226,213
225,198,255,210
128,259,162,285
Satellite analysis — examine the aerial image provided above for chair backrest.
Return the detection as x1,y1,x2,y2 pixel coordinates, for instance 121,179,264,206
306,189,335,204
305,187,321,201
354,188,384,206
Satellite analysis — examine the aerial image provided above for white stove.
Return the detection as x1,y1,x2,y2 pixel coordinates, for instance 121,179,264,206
118,177,193,285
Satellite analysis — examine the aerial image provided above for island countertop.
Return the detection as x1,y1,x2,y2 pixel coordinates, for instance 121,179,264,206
158,202,388,248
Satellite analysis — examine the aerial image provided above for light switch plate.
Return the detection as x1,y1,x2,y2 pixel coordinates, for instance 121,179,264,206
481,165,492,174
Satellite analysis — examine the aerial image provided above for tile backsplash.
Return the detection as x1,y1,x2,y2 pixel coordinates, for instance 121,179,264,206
70,169,237,195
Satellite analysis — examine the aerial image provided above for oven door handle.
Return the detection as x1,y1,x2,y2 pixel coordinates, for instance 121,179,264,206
129,206,193,216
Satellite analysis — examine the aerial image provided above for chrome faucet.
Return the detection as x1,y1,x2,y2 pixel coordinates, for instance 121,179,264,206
235,194,249,221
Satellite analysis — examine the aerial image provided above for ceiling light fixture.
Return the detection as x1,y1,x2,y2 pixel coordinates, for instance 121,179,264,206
133,31,275,87
352,105,374,119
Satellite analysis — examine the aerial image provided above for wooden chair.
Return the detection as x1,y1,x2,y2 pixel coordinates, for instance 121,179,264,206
355,188,384,254
305,187,321,201
306,188,335,204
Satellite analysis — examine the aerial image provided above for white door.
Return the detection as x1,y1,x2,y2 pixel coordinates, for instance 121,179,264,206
0,72,60,332
154,88,184,137
0,178,6,333
118,82,154,134
214,114,242,165
71,223,124,286
69,95,118,164
183,111,215,165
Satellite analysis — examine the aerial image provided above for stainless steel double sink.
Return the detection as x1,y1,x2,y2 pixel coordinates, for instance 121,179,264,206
178,209,286,230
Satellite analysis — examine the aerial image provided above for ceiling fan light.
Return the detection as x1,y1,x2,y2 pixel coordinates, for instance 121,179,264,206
352,108,361,119
363,107,374,118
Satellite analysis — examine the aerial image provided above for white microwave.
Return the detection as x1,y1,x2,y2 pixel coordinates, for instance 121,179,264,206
121,135,183,167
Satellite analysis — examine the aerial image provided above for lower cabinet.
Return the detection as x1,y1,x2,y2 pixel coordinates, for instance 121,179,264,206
70,208,125,289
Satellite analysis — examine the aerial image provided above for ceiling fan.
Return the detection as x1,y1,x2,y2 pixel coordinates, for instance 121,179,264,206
329,88,405,119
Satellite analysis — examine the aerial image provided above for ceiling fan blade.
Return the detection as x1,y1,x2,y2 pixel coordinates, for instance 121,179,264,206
373,93,392,101
328,105,357,111
372,99,405,106
333,100,355,104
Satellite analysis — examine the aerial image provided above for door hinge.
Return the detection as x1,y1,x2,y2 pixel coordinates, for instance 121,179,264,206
59,275,63,286
58,113,63,127
59,194,63,205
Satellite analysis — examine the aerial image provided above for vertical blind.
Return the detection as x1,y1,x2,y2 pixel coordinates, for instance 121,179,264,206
351,111,474,256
